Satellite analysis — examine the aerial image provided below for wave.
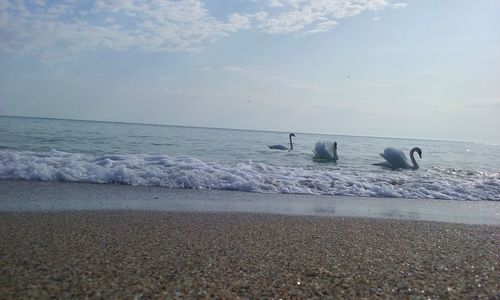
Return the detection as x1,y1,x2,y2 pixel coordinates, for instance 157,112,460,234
0,149,499,201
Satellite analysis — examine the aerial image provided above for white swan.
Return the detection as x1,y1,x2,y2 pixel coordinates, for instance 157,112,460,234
268,133,295,150
375,147,422,169
313,141,338,161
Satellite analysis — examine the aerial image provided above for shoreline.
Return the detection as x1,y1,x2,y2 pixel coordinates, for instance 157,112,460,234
1,210,498,298
1,179,499,225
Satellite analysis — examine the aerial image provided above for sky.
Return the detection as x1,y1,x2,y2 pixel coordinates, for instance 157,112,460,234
0,0,499,142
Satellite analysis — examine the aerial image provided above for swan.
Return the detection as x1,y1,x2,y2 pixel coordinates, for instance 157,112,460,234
375,147,422,169
268,133,295,150
313,141,338,161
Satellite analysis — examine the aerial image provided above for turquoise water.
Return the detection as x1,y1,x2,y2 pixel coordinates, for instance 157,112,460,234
1,116,499,200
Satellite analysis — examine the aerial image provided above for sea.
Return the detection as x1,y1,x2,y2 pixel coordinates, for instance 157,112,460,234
0,115,499,201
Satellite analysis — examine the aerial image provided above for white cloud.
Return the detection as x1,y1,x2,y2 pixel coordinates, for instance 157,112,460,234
0,0,400,62
226,13,251,31
392,2,408,9
258,10,314,34
256,0,388,34
303,20,337,34
0,0,250,62
223,66,260,77
254,11,268,22
267,0,284,8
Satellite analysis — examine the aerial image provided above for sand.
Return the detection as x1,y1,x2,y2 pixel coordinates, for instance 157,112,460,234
0,211,499,299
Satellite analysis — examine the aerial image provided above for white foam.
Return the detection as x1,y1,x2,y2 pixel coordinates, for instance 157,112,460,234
0,149,499,201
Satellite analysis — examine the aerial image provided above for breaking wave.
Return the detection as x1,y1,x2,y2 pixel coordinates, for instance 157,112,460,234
0,149,499,201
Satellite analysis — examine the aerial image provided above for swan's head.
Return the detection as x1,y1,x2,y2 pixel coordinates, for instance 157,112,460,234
289,133,295,138
333,142,337,150
412,147,422,158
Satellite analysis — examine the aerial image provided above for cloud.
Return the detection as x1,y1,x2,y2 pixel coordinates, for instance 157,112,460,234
255,0,388,34
392,2,408,9
0,0,250,62
0,0,399,62
267,0,285,8
303,20,338,35
227,13,251,31
223,66,261,77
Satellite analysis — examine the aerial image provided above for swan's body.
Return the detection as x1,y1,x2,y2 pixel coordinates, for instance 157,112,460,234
376,147,422,169
313,141,338,161
268,133,295,150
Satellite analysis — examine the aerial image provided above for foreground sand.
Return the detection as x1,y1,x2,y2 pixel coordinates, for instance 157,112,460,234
0,211,498,299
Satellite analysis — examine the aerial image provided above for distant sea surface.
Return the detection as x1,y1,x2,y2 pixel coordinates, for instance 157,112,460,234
0,116,499,201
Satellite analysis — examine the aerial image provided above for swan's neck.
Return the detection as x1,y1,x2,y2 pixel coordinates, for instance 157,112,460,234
289,135,293,150
333,146,338,161
410,148,419,169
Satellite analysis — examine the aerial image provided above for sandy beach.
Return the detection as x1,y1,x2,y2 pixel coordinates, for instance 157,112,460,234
1,211,498,299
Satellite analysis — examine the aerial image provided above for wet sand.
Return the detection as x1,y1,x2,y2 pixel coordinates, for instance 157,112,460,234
0,211,498,299
1,180,499,225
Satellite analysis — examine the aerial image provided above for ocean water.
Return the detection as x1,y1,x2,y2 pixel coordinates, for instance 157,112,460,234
0,116,499,201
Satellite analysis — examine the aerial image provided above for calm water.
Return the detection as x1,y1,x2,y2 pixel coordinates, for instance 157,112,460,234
1,116,499,200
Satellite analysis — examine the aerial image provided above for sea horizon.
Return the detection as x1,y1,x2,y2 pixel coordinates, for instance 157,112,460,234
1,114,496,145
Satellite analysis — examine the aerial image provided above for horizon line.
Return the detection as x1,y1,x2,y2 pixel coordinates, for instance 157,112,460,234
0,114,494,145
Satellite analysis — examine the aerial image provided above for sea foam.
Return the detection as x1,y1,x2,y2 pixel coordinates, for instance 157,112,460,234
0,149,499,201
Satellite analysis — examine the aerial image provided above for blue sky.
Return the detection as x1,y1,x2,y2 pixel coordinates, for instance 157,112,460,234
1,0,499,142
